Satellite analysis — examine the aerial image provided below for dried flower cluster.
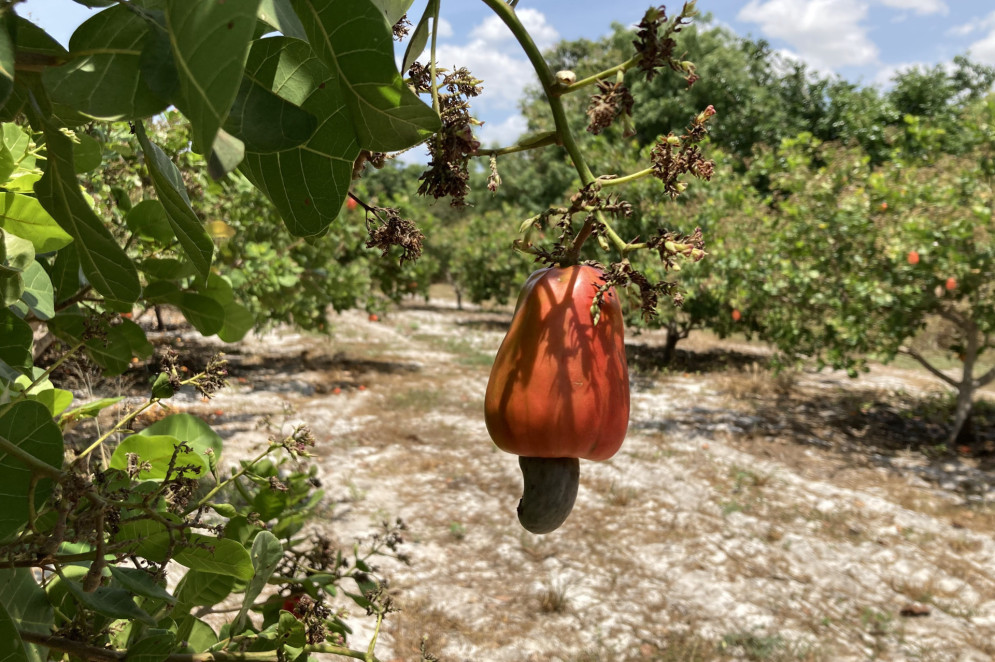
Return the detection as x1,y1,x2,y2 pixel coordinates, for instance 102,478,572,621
365,206,424,264
412,63,483,207
650,104,716,197
392,15,411,40
522,184,632,265
586,80,635,135
633,2,698,82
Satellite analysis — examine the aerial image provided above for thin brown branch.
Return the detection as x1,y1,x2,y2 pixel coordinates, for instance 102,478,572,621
898,347,958,388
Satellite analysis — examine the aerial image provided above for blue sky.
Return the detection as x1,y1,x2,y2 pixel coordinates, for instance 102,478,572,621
22,0,995,149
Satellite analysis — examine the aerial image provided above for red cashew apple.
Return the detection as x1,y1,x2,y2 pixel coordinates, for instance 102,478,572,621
485,265,629,533
907,251,919,265
731,308,742,322
946,276,957,291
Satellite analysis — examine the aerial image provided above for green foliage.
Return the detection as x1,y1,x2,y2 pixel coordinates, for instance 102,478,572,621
0,1,441,660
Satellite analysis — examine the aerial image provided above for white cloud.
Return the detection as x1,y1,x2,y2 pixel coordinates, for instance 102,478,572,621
737,0,879,72
431,9,556,117
433,42,538,112
968,26,995,65
469,8,559,50
876,0,948,16
477,114,529,148
436,17,453,39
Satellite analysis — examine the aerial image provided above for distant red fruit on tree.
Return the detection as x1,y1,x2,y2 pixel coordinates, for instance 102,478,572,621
731,308,742,322
880,202,888,211
346,196,358,211
946,276,957,291
907,250,919,265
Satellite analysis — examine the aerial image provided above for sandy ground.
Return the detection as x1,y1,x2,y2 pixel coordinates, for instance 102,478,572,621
105,297,995,661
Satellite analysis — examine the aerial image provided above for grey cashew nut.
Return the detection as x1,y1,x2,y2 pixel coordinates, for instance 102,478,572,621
516,456,580,534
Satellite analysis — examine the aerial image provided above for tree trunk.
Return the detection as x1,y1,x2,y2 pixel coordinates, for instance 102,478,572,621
154,305,165,331
948,329,980,447
948,383,975,447
661,324,680,366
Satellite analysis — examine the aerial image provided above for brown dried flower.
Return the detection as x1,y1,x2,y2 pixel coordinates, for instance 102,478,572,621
586,80,634,135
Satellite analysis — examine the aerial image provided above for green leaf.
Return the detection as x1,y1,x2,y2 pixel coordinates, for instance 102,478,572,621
63,579,157,626
108,434,209,481
0,193,74,254
369,0,416,26
41,5,169,121
202,274,253,342
126,199,175,244
140,257,198,281
0,15,15,112
257,0,307,40
35,124,140,303
174,571,236,613
138,413,224,461
26,387,74,418
0,569,53,662
59,396,124,424
0,600,28,662
238,37,359,236
223,75,318,152
133,124,213,281
73,134,102,174
233,531,283,633
0,309,32,374
50,243,80,303
19,261,55,320
123,631,175,662
109,567,176,605
0,400,64,542
291,0,440,151
165,1,262,158
2,230,34,274
401,0,437,75
80,318,152,376
173,536,254,580
206,128,245,180
0,128,15,183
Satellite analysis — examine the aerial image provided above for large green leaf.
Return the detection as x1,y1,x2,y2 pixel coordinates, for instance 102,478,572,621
0,400,64,542
49,242,80,303
125,631,176,662
0,193,73,254
164,1,262,163
0,308,32,375
18,261,54,320
291,0,440,152
63,579,156,626
108,434,209,481
233,531,283,633
0,569,53,662
202,274,253,342
138,413,224,462
145,281,225,336
174,536,253,579
238,37,359,236
257,0,307,40
223,75,318,152
108,567,175,605
126,199,175,244
173,571,236,614
34,125,140,303
369,0,416,26
41,5,169,121
133,123,213,281
0,600,28,662
0,14,15,111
